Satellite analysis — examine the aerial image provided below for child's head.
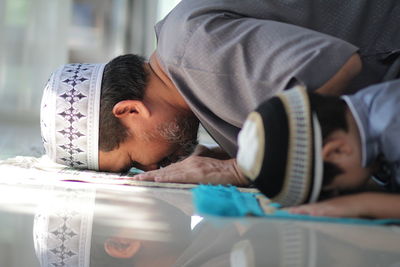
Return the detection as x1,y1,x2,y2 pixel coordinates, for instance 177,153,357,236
237,86,371,207
307,92,371,194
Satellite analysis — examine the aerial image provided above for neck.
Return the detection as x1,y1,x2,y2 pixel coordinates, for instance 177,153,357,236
147,52,191,112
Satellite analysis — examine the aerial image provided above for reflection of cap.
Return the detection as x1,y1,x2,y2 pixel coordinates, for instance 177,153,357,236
40,63,105,170
237,86,323,206
180,220,317,267
241,221,317,267
33,185,96,267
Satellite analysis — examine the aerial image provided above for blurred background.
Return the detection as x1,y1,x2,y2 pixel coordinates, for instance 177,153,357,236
0,0,185,159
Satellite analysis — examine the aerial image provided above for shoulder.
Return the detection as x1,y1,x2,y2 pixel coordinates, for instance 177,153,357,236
345,79,400,135
344,80,400,166
155,0,245,67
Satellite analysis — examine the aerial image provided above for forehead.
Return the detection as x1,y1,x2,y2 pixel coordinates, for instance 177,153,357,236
98,147,131,172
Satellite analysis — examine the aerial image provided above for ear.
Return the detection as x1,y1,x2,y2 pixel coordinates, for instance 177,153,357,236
112,100,150,119
104,237,142,259
322,135,353,164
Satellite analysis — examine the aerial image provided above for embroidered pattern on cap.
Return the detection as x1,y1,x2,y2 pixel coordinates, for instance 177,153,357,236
40,63,105,170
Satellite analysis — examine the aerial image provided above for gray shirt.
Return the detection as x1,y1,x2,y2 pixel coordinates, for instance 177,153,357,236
343,79,400,190
154,0,400,156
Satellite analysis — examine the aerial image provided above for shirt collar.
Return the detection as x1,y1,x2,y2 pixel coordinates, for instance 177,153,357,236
341,95,378,167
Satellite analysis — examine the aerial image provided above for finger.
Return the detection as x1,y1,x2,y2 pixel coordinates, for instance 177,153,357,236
286,207,304,214
132,171,158,181
133,168,184,183
287,205,315,215
153,169,202,184
152,169,190,183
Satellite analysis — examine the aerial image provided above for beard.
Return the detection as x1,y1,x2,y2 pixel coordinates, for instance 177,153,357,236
145,115,199,167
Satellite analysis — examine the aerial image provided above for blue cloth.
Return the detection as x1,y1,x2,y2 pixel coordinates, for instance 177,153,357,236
192,185,400,226
343,79,400,191
193,185,265,217
127,167,145,175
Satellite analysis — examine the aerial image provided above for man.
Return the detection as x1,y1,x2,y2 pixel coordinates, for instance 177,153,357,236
41,0,400,185
237,81,400,218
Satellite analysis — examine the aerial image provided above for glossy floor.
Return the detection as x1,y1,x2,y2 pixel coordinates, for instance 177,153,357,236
0,180,399,267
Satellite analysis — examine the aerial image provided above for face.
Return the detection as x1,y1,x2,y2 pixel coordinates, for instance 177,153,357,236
99,112,199,173
323,161,371,193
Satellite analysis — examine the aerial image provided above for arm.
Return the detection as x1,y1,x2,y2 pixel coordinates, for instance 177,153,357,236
289,192,400,219
316,53,362,96
133,156,250,186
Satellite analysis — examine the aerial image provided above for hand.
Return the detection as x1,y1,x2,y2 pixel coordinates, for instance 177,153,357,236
132,156,249,186
287,194,366,218
288,192,400,219
191,144,231,159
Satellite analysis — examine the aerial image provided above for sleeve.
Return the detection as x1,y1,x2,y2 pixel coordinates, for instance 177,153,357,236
346,79,400,188
364,80,400,188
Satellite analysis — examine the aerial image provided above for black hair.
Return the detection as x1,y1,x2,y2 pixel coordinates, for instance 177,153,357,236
307,92,347,187
89,197,191,267
90,230,133,267
99,54,148,152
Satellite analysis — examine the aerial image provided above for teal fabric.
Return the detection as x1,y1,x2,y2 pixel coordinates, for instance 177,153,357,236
193,185,265,217
192,185,400,226
127,167,145,175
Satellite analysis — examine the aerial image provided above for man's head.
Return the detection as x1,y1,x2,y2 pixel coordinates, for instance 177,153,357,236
98,54,199,172
41,54,198,172
237,86,371,206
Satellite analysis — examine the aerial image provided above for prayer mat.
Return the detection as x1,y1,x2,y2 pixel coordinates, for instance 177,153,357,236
192,184,400,226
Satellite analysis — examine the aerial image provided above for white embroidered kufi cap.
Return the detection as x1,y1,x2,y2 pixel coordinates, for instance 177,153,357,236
41,63,106,170
33,185,96,267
